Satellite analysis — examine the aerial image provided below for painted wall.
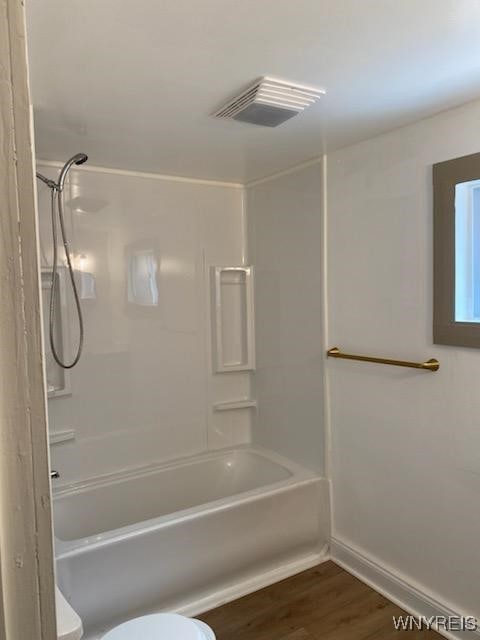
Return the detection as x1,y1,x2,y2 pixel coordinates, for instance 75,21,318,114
247,162,325,473
36,164,250,483
328,99,480,616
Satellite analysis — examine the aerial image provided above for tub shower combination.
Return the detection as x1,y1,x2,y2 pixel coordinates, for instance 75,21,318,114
37,158,329,637
54,447,329,636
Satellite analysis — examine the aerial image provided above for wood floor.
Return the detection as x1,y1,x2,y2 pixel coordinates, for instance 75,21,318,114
198,562,441,639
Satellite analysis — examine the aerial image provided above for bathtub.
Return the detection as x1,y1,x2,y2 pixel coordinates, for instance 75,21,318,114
54,446,329,637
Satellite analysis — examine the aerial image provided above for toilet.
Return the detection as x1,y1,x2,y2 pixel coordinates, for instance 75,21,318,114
56,584,215,640
56,587,83,640
102,613,215,639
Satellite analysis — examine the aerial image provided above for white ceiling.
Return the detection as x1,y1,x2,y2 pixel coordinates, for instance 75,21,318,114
27,0,480,183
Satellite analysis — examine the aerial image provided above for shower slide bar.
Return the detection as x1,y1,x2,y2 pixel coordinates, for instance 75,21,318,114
327,347,440,372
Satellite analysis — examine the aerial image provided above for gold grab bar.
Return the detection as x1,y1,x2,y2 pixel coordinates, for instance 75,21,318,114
327,347,440,372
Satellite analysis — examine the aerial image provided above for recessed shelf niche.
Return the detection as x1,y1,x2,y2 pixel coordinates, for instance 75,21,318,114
211,266,255,373
41,267,72,398
213,399,257,411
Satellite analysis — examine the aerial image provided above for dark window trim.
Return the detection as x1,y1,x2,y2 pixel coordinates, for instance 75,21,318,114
433,151,480,347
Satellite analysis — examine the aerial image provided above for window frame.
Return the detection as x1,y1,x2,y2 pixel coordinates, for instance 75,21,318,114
433,151,480,347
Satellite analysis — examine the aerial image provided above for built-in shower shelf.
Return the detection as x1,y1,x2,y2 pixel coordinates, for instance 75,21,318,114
47,385,71,399
211,266,255,373
49,428,76,445
213,399,257,412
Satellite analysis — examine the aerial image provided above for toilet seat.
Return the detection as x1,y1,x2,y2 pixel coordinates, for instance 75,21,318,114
102,613,215,640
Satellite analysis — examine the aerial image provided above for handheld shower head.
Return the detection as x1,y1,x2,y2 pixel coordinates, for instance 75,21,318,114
38,151,89,369
58,153,88,191
74,153,88,165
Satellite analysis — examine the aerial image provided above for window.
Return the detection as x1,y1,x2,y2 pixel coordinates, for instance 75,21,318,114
455,179,480,322
434,152,480,347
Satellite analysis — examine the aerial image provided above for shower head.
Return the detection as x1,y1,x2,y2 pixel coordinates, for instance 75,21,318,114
74,153,88,165
58,153,88,191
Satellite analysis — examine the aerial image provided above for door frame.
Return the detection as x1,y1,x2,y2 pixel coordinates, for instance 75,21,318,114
0,0,56,638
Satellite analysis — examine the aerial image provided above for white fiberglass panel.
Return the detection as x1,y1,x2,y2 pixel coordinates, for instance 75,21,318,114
36,163,251,482
247,162,324,472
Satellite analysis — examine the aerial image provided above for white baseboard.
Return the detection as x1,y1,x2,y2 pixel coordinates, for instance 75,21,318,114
331,537,480,640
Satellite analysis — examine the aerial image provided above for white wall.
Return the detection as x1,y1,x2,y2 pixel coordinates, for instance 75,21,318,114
328,99,480,616
37,164,251,483
247,162,325,473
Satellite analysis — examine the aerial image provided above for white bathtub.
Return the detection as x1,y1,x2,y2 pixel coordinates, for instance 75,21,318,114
54,446,329,637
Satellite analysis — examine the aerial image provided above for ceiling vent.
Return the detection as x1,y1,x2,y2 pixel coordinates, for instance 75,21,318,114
213,76,325,127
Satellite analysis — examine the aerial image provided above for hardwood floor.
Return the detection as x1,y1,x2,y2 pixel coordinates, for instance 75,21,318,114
198,562,441,639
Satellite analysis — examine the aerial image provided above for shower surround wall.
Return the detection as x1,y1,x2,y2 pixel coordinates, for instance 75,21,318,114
246,162,325,473
36,163,250,483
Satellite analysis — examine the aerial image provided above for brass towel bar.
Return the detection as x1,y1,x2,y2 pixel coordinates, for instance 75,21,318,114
327,347,440,372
